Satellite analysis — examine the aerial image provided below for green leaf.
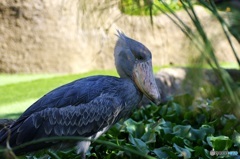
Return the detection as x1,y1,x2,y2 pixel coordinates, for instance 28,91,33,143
200,125,215,136
124,119,145,138
221,116,238,136
158,119,173,135
158,146,178,159
173,143,192,159
172,136,185,147
159,105,168,116
153,147,168,159
141,129,156,144
207,136,233,151
193,146,205,157
128,134,149,155
193,146,212,159
223,114,237,120
172,125,191,137
232,130,240,147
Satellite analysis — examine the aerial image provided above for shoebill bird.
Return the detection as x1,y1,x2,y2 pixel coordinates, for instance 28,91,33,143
0,32,161,158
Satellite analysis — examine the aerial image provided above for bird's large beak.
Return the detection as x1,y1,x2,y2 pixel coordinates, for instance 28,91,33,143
133,60,161,105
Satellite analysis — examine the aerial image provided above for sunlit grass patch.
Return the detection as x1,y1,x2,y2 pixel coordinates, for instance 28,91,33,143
0,70,118,118
0,99,37,118
0,74,62,86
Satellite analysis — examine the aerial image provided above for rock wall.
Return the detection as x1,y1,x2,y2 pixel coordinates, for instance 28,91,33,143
0,0,239,73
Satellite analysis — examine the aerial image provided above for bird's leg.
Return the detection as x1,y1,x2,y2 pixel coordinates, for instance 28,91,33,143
76,140,91,159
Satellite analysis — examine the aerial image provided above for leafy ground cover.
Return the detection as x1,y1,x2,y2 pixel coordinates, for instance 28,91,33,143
13,94,240,159
0,68,239,159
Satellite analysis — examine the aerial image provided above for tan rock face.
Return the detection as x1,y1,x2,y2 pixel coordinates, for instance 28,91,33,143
0,0,239,73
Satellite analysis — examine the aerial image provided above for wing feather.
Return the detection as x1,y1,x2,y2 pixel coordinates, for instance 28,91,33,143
10,94,124,152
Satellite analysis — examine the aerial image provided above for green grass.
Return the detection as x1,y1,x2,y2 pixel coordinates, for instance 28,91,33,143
0,74,61,86
0,70,118,118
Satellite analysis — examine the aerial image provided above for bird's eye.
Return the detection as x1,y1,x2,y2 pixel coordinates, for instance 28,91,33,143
132,50,145,61
137,53,146,61
138,56,144,60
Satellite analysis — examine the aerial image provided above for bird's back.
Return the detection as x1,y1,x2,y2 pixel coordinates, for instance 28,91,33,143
0,75,142,155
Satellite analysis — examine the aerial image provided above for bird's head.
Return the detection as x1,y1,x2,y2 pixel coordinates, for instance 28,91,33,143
114,31,161,105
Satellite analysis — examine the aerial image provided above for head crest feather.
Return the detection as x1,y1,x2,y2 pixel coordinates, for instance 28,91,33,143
116,30,127,41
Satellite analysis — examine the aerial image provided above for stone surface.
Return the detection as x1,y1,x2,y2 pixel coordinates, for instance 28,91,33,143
0,0,239,73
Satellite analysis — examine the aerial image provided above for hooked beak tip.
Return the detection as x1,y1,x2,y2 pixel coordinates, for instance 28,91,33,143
147,90,161,105
133,60,161,105
154,96,161,105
